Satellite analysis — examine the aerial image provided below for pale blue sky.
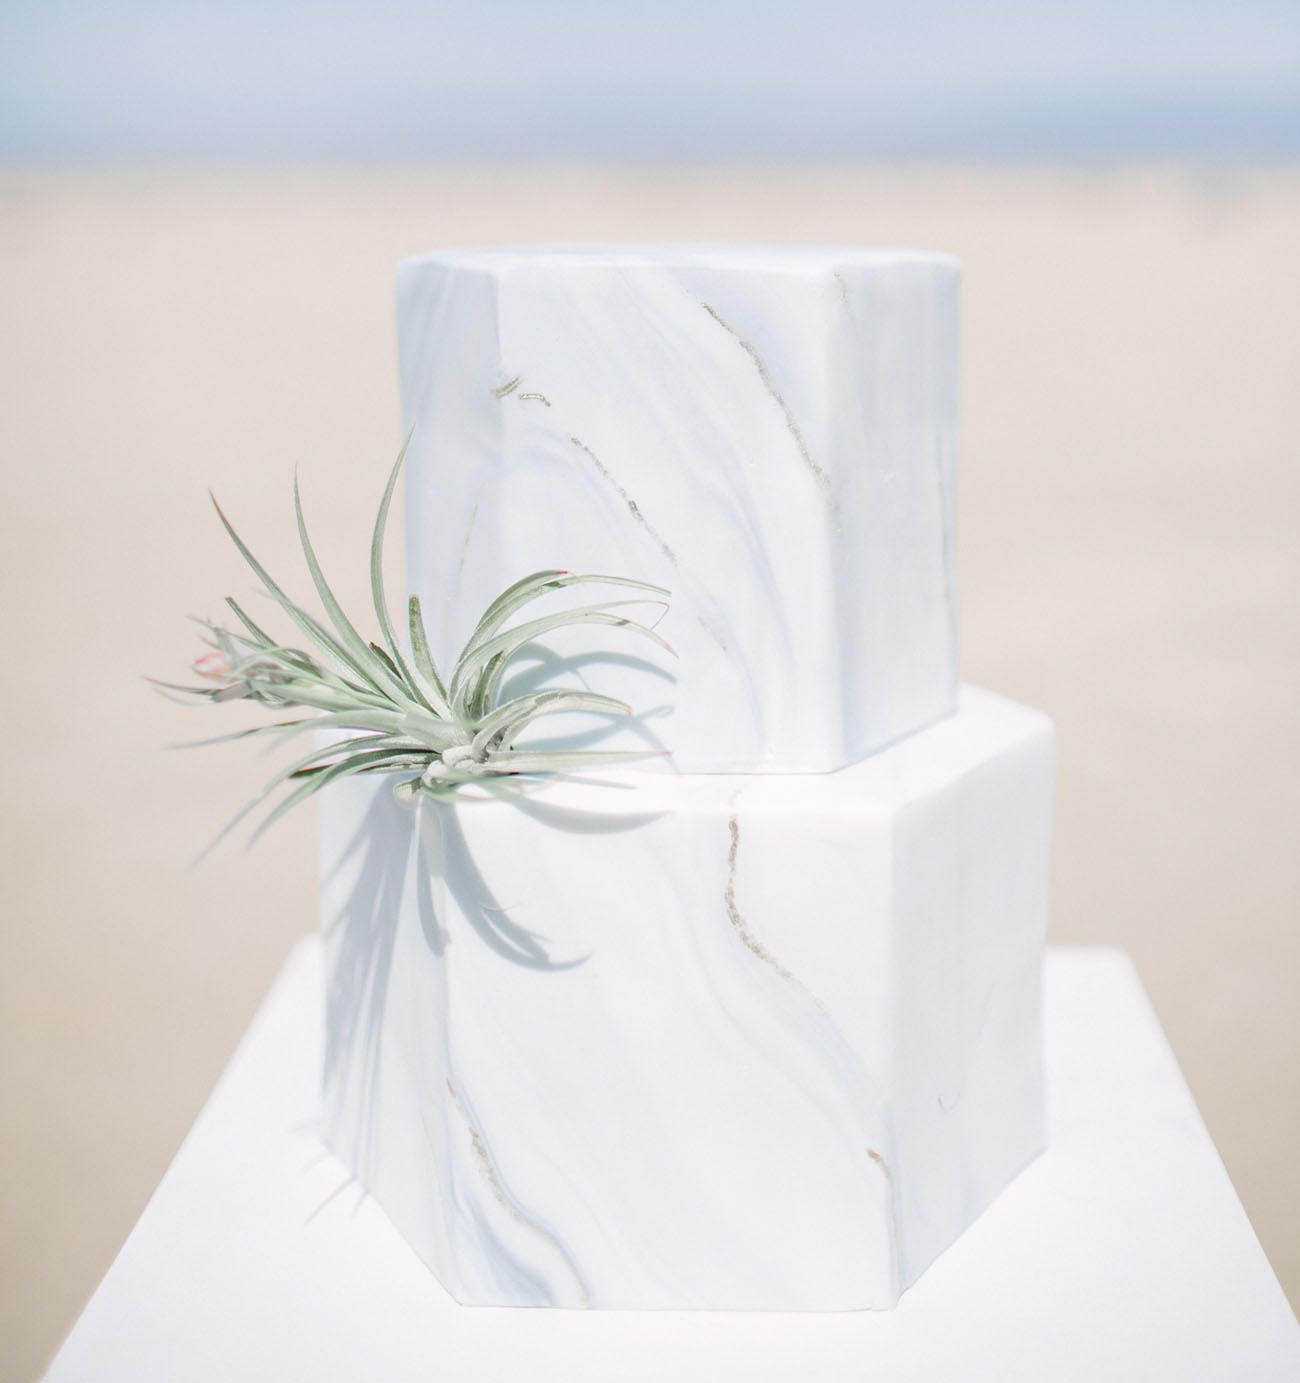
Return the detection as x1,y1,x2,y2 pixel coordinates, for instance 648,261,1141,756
2,0,1297,160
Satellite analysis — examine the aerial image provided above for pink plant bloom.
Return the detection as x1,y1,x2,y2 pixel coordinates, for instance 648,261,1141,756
193,650,236,684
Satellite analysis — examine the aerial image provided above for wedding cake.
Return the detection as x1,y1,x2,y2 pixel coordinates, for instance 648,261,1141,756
318,247,1055,1310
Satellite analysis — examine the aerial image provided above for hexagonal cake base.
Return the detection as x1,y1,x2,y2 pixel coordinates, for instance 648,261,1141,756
319,686,1054,1310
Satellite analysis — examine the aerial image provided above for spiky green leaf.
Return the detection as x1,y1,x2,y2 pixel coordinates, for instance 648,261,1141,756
450,601,672,713
210,493,387,691
292,474,414,705
467,570,669,653
407,594,453,717
469,690,630,759
368,438,433,711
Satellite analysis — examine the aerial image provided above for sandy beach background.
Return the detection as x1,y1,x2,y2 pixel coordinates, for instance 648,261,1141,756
2,164,1297,1377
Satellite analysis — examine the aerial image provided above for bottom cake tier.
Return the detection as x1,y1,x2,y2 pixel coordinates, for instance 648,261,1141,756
318,685,1054,1311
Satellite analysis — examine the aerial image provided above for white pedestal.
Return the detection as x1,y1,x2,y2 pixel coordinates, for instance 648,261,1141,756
44,941,1300,1383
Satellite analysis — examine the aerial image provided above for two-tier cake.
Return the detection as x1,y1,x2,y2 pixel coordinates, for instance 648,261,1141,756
318,247,1055,1310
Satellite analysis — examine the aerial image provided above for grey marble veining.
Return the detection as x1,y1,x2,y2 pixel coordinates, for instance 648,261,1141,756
320,687,1055,1309
396,247,961,773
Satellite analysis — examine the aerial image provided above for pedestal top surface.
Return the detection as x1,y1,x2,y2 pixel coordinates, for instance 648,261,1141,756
43,942,1300,1383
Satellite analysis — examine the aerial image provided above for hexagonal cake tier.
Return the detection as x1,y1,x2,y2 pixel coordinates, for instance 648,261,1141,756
320,687,1053,1310
397,246,960,774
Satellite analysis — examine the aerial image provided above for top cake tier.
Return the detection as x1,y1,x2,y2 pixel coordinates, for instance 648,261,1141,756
397,246,960,774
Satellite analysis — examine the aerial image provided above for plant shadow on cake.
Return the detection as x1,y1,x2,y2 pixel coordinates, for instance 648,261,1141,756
155,440,677,1093
155,443,686,1173
153,440,675,860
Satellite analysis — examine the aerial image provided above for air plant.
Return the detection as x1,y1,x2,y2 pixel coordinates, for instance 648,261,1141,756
154,442,672,851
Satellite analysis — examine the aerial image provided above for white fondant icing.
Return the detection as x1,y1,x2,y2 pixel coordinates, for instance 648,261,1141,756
320,687,1054,1310
397,246,961,774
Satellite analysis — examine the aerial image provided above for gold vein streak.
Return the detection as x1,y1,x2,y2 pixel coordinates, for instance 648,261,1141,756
724,813,826,1014
568,434,678,568
700,301,836,504
445,1078,590,1304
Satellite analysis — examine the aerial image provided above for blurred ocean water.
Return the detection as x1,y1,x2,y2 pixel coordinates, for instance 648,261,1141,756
2,0,1298,162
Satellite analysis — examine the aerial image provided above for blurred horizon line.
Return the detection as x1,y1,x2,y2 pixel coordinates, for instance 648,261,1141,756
3,0,1298,165
3,156,1298,174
